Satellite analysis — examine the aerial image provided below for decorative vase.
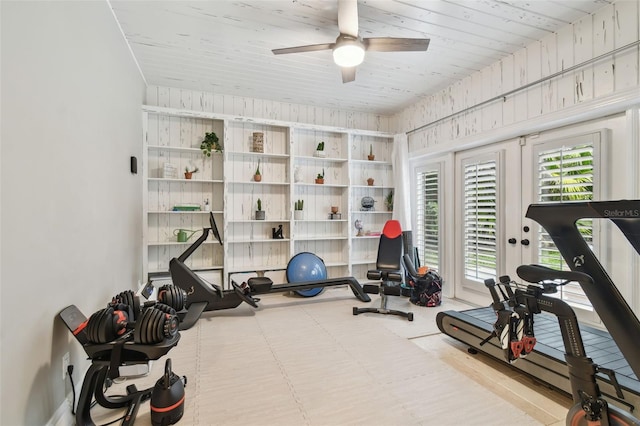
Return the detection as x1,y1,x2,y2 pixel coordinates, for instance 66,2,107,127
252,132,264,153
367,178,374,186
314,150,326,158
184,172,193,180
294,210,303,220
255,210,265,220
331,206,339,214
315,178,324,184
254,174,262,182
368,154,375,161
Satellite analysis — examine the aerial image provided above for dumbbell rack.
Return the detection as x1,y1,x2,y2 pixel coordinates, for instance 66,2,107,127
59,305,180,426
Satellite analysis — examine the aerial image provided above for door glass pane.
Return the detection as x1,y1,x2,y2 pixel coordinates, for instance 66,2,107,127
537,143,594,308
464,160,497,281
415,169,439,270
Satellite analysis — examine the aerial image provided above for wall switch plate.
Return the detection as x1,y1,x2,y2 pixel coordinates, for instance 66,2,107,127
62,352,70,380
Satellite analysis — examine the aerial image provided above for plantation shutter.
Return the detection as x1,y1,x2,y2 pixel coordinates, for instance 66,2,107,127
536,143,594,307
463,160,497,281
415,169,440,270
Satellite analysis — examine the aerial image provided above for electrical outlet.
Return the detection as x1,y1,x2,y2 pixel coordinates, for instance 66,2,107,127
62,352,70,380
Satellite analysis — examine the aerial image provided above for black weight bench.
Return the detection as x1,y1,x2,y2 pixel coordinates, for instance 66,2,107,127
353,220,413,321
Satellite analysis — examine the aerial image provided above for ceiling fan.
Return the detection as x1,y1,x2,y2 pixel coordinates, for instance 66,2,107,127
271,0,430,83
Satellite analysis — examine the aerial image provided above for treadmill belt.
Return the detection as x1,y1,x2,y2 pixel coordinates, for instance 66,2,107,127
464,306,638,382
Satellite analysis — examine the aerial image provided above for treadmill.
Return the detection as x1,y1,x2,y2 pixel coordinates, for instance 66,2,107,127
437,200,640,413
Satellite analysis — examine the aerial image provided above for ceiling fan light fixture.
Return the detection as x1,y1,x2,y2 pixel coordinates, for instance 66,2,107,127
333,37,365,67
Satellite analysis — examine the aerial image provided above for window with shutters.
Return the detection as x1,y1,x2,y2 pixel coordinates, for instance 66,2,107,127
536,142,594,308
463,160,497,281
415,168,440,270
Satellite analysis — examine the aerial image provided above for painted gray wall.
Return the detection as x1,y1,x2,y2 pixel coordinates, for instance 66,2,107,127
1,1,146,424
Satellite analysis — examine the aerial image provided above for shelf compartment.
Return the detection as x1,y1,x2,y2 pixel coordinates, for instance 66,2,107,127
226,121,290,156
294,155,348,163
352,185,394,213
227,221,290,241
148,143,223,181
351,134,393,163
226,184,290,221
225,153,289,184
228,238,290,243
293,157,348,186
350,163,393,188
149,178,224,183
294,220,348,240
295,236,348,241
350,159,392,166
147,243,223,275
227,151,289,159
147,180,223,216
147,214,225,242
228,181,290,186
226,242,290,275
351,237,379,264
148,241,222,246
148,210,224,215
293,239,348,268
148,145,224,155
292,128,348,159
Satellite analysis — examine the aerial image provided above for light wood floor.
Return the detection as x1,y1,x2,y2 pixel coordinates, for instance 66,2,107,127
92,287,572,425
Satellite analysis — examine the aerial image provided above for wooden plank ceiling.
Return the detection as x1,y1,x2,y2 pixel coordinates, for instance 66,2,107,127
110,0,613,115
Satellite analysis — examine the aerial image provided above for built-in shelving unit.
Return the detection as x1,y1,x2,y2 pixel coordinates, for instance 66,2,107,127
142,106,394,288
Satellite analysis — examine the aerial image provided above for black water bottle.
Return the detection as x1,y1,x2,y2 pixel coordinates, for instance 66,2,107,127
150,358,186,426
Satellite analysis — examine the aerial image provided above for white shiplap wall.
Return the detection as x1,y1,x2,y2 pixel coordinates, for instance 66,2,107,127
396,0,640,152
146,86,391,132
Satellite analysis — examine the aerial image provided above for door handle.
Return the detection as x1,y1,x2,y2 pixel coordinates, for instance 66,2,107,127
521,239,530,246
508,238,517,245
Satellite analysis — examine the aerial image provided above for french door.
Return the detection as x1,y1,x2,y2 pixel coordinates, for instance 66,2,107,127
453,130,603,321
454,140,521,307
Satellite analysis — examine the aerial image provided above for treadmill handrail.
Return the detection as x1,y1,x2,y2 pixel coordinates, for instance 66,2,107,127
516,264,593,286
526,199,640,381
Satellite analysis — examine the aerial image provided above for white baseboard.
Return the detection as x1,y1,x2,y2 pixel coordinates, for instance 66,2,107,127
46,393,74,426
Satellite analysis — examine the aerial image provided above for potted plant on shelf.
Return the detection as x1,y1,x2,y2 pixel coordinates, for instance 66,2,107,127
315,168,325,184
385,190,394,211
200,131,222,157
368,144,375,161
294,199,304,220
184,166,199,179
256,198,265,220
367,177,374,186
254,159,262,182
314,141,326,158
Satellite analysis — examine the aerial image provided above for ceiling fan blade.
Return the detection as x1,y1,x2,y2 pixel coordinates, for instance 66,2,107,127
272,43,334,55
341,66,356,83
363,38,430,52
337,0,358,38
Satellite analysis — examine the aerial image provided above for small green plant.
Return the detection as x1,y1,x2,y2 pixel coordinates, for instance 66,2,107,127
316,141,325,151
185,166,199,174
255,159,261,175
257,198,262,211
294,200,304,210
317,168,325,179
385,190,394,210
200,131,222,157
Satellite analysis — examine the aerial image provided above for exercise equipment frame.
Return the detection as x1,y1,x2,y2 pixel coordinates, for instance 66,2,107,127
437,200,640,414
169,213,371,329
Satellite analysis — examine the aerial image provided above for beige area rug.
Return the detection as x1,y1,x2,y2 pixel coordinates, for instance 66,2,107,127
92,287,567,425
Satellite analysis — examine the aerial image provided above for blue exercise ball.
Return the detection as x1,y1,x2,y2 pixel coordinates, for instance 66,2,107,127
286,252,327,297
